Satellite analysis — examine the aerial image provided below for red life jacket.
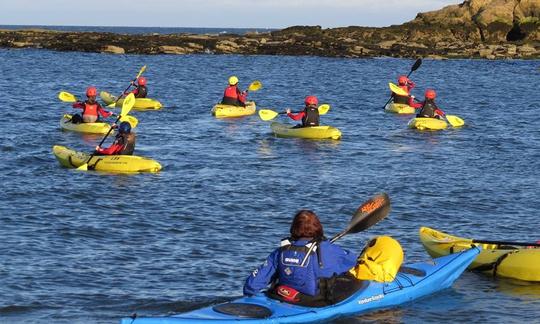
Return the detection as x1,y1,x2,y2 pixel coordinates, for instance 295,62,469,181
224,85,239,99
83,101,98,117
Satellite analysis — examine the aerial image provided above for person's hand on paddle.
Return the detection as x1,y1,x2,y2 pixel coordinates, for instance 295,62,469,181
286,108,291,114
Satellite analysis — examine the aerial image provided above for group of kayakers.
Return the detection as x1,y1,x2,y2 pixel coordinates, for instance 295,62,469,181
222,75,322,128
69,77,149,156
392,75,445,119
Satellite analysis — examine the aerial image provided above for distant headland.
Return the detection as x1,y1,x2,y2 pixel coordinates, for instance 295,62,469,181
1,0,538,59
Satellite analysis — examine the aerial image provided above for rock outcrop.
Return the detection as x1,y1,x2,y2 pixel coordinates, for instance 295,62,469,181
0,0,538,59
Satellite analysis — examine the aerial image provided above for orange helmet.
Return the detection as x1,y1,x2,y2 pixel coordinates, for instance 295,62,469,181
86,86,97,97
398,75,408,85
305,96,318,106
425,89,436,100
137,77,147,86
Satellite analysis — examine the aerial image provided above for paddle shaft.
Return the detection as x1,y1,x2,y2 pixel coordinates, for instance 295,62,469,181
84,114,123,166
472,239,540,247
383,59,421,109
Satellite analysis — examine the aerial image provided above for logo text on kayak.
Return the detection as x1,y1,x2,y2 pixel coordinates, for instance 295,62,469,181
358,294,384,304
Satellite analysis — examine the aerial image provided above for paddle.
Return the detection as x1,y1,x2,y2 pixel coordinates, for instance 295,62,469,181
300,193,391,266
388,83,409,97
258,104,331,121
107,65,147,107
247,80,262,92
58,91,77,102
76,93,135,171
383,58,422,109
410,97,465,128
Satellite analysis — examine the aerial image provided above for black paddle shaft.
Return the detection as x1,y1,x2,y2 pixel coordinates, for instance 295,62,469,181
382,58,422,109
472,239,540,247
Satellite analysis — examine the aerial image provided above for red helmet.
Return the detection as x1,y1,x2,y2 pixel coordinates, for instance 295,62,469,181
137,77,147,86
86,86,97,97
305,96,318,106
425,89,436,100
398,75,408,85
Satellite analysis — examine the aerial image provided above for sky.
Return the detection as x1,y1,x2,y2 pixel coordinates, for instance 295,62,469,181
1,0,463,28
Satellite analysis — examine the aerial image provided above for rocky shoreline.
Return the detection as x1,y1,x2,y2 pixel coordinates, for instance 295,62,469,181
1,0,538,59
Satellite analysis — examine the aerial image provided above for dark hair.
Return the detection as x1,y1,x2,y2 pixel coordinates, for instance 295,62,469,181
290,210,324,240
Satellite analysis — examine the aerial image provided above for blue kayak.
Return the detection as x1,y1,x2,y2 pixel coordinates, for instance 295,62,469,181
121,247,479,324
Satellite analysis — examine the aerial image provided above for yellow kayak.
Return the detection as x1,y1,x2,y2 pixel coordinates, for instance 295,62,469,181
100,91,163,110
211,101,256,118
385,103,416,114
60,114,138,134
270,122,341,140
408,117,447,130
419,227,540,282
52,145,161,173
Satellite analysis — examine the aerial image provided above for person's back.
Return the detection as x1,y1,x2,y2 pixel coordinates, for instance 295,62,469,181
392,75,415,105
95,122,136,155
286,96,320,128
221,76,246,106
414,89,444,119
243,210,356,303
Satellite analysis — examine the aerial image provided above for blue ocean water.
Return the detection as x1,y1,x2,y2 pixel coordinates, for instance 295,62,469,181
0,46,539,323
0,25,275,35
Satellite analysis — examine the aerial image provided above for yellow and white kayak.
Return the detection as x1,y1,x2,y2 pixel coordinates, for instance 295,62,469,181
270,122,342,140
408,117,447,130
385,103,416,114
419,227,540,282
52,145,161,173
100,91,163,110
211,101,256,118
60,114,138,134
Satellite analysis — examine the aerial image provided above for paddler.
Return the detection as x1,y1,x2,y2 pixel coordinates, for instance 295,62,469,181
410,89,445,119
221,76,247,107
71,86,115,123
126,77,148,98
243,210,357,305
391,75,415,105
95,121,136,155
285,96,320,128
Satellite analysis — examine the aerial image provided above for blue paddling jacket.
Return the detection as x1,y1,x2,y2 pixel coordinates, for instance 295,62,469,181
243,239,357,296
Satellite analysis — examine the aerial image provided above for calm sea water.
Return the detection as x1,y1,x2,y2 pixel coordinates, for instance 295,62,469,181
0,25,275,35
0,45,538,323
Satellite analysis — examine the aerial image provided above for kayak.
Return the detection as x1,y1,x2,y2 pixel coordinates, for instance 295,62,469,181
52,145,161,173
60,114,138,134
212,102,256,118
270,122,342,140
385,103,415,114
408,117,447,130
419,227,540,282
120,247,479,324
101,91,163,110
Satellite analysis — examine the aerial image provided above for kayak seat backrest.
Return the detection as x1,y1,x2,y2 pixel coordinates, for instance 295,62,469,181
330,274,369,304
398,266,427,277
213,302,272,319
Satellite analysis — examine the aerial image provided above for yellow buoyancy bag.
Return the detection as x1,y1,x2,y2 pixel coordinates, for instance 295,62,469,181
349,236,404,283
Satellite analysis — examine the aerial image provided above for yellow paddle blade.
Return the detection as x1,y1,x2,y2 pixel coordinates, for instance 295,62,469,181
258,109,279,121
121,93,136,117
248,80,262,92
137,65,147,78
120,115,139,128
318,104,331,115
446,115,465,127
58,91,77,102
76,163,88,171
389,82,408,96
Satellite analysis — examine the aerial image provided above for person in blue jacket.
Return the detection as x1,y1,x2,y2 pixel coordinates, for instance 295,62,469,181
243,210,357,306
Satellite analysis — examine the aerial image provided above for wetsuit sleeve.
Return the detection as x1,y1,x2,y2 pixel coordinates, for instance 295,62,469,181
72,102,84,109
287,111,305,121
97,103,113,118
319,243,358,277
243,249,279,296
237,88,247,104
435,108,445,117
96,142,123,155
409,98,422,108
407,80,416,91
